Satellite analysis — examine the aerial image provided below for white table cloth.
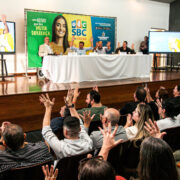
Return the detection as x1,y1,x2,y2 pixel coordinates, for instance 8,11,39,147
42,54,152,83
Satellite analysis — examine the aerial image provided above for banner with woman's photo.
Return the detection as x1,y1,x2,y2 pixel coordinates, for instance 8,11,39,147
25,10,116,68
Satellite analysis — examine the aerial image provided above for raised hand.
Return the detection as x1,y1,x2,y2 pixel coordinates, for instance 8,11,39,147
0,121,11,136
124,114,133,128
99,122,123,151
79,110,95,128
39,93,55,109
73,87,80,98
64,89,74,106
100,114,107,124
144,119,166,139
42,165,58,180
93,85,99,92
131,43,135,50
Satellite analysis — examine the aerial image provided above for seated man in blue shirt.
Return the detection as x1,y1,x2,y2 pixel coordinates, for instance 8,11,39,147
70,36,93,55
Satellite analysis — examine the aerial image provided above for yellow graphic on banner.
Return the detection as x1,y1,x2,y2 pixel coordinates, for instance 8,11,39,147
168,38,180,52
63,14,92,48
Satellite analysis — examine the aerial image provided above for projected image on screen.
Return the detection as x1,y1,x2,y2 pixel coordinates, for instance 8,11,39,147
149,31,180,53
0,21,15,54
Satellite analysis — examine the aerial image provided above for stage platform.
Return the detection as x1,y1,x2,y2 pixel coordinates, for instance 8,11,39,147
0,70,180,132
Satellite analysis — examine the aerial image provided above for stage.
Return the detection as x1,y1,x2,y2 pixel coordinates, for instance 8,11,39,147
0,70,180,132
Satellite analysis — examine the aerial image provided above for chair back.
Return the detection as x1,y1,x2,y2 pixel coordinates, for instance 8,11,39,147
56,151,94,180
162,126,180,151
0,160,52,180
88,120,102,135
107,140,141,179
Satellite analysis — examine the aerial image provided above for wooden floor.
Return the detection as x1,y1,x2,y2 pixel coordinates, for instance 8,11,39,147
0,70,180,96
0,70,180,132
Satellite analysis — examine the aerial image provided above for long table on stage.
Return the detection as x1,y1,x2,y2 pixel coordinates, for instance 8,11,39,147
42,54,153,83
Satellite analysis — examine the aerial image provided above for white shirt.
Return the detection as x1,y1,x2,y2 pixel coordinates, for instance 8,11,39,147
157,117,180,131
125,126,138,140
42,119,93,160
39,43,53,57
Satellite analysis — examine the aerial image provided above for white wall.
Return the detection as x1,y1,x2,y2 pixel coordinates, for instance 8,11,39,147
0,0,169,73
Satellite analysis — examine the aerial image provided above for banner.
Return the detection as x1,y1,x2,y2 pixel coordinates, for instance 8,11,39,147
26,10,116,68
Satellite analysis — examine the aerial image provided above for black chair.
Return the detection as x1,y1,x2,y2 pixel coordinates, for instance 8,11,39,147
26,130,44,143
0,160,52,180
56,151,94,180
162,126,180,152
107,140,141,179
88,120,102,135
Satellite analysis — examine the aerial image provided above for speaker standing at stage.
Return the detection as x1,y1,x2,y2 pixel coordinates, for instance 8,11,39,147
38,36,53,78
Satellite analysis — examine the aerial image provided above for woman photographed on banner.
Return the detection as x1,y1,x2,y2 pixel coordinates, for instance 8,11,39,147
50,15,70,55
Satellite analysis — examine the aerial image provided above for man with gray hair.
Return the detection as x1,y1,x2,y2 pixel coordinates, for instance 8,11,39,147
82,108,128,149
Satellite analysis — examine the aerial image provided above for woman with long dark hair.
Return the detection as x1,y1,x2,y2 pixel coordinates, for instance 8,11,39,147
50,15,70,55
138,136,178,180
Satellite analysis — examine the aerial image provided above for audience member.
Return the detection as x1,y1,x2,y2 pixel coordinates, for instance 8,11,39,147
138,136,178,180
120,86,159,120
81,108,127,149
0,123,53,173
77,87,107,122
173,84,180,118
50,105,70,140
78,122,125,180
124,104,154,140
155,86,169,102
78,156,126,180
70,36,93,55
139,36,148,54
99,120,178,180
156,98,180,131
41,93,93,163
173,84,180,97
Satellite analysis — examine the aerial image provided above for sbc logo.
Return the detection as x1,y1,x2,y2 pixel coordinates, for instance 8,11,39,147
72,20,87,36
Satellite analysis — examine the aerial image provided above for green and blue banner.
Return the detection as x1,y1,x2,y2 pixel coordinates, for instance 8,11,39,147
26,10,116,68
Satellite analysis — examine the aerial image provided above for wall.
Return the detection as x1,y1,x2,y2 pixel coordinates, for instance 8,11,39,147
0,0,170,74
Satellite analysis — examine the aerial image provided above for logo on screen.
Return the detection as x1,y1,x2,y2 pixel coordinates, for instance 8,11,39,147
72,19,87,36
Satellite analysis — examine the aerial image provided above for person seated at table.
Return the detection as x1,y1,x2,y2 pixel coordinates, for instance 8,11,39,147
70,36,93,55
130,43,136,54
93,41,99,52
96,41,106,54
105,41,113,54
115,41,135,54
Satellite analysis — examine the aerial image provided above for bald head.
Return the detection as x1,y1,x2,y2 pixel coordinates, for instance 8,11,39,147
104,108,120,126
